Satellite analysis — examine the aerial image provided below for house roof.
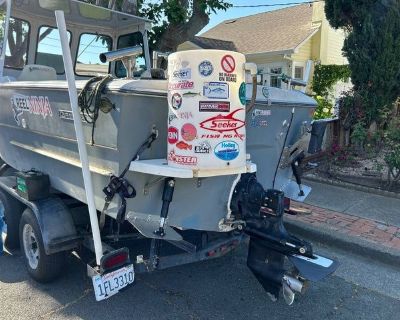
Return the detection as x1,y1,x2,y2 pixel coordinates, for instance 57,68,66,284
200,4,319,55
190,36,237,51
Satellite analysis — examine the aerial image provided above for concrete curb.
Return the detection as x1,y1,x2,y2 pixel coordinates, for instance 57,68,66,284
304,174,400,200
284,218,400,268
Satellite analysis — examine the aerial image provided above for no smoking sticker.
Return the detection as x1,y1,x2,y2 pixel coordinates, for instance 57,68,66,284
221,55,236,73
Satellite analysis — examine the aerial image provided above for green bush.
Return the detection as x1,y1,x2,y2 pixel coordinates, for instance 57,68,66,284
313,96,334,120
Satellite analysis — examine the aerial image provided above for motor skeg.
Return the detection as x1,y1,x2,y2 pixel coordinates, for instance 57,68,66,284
230,173,339,302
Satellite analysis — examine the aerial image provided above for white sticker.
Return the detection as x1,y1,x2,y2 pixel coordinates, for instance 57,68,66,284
203,82,229,99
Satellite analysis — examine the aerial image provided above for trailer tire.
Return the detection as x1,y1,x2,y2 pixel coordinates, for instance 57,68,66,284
0,189,24,249
19,208,65,283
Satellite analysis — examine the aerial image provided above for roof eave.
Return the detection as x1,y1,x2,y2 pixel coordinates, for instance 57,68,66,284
245,49,295,58
293,26,320,53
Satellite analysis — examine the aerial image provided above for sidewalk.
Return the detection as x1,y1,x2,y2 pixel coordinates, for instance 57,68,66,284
284,180,400,267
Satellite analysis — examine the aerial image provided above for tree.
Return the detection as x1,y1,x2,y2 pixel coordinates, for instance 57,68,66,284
84,0,232,52
325,0,400,126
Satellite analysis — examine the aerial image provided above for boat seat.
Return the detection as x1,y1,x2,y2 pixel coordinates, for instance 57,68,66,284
18,65,57,81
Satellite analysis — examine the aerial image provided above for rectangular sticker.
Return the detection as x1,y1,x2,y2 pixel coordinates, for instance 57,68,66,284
199,101,230,113
203,82,229,99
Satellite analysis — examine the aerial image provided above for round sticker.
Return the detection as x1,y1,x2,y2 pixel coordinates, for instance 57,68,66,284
221,55,236,73
199,60,213,77
181,123,197,142
171,93,183,110
168,126,179,144
214,141,239,161
239,82,246,105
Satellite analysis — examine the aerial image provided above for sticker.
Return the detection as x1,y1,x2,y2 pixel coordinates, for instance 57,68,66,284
11,94,53,125
214,141,240,161
176,141,192,150
198,60,213,77
59,110,88,123
239,82,246,105
172,68,191,80
194,141,211,154
168,81,194,90
219,72,237,83
168,111,193,124
168,59,190,73
252,109,271,118
199,101,230,113
250,119,268,128
182,92,201,98
250,109,271,127
203,82,229,99
168,150,197,165
181,123,197,142
171,93,183,110
200,109,245,137
221,55,236,73
168,126,179,144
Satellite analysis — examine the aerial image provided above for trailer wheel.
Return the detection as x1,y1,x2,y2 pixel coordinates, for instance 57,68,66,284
0,189,24,249
19,208,65,283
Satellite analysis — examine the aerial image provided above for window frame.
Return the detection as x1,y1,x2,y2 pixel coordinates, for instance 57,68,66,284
115,31,145,78
2,16,31,71
270,66,283,88
35,24,72,75
294,65,305,80
74,32,113,77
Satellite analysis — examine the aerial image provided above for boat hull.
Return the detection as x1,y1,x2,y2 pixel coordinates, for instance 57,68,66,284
0,79,315,232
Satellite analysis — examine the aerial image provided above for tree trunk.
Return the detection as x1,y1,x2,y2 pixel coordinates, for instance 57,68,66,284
156,0,210,52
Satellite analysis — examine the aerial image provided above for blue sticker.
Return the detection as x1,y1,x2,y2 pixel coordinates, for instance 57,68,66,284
199,60,214,77
203,82,229,99
214,141,240,161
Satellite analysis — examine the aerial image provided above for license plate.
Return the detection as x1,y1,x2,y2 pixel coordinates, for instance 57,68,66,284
92,264,134,301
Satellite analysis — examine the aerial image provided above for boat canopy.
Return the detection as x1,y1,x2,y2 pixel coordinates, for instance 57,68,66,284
0,0,152,79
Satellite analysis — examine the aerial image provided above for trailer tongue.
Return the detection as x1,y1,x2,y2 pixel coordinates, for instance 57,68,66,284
0,0,338,304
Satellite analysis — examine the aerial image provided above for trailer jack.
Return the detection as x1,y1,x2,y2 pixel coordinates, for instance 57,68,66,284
231,174,338,304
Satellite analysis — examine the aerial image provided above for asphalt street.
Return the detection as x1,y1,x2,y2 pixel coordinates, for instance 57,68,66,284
0,240,399,320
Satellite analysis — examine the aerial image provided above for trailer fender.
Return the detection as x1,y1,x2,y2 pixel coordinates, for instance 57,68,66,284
29,196,80,255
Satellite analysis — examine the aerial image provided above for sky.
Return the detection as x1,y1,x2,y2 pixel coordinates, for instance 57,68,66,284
199,0,314,34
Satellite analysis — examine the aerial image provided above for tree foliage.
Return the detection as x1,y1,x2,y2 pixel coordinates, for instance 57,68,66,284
312,64,351,97
85,0,232,52
325,0,400,125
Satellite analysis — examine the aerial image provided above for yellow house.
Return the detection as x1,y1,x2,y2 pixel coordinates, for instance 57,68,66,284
178,2,348,91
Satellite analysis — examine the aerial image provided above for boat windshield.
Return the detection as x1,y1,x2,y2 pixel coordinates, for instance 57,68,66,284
0,0,151,79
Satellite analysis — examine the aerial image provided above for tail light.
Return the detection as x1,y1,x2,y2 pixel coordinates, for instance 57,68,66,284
100,248,130,273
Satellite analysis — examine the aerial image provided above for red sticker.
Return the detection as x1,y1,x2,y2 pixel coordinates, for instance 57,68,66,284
181,123,197,142
176,141,192,150
168,150,197,166
221,55,236,73
199,109,245,138
168,126,179,144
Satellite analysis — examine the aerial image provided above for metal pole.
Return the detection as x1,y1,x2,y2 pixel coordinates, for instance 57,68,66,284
55,10,103,265
0,0,11,78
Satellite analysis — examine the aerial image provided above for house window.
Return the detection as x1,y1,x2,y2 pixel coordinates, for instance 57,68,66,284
76,33,112,76
1,14,31,70
36,26,71,74
270,67,282,88
294,66,304,80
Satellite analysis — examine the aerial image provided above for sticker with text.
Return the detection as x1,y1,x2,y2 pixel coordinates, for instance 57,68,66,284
203,82,229,99
199,101,230,113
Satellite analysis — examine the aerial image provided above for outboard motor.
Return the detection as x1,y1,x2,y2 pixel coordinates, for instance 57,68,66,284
231,174,339,305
